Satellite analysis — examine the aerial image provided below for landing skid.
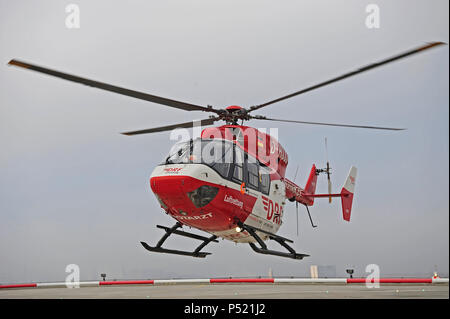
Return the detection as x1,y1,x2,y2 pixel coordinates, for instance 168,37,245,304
140,222,218,258
141,221,308,260
237,222,309,260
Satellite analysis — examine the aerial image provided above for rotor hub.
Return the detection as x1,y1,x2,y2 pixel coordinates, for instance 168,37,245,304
225,105,243,111
219,105,249,124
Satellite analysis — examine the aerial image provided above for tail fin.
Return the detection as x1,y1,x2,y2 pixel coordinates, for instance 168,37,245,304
304,164,318,204
341,166,357,222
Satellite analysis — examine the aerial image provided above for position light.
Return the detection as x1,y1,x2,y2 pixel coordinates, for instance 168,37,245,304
187,185,219,208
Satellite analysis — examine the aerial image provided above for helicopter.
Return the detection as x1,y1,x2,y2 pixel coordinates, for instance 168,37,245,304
8,41,445,260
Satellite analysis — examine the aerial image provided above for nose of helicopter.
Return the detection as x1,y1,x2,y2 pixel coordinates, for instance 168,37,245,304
150,170,220,215
150,175,187,201
150,165,211,197
150,175,191,216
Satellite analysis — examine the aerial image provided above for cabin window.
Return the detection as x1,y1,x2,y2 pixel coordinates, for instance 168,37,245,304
233,147,244,182
246,155,260,190
259,164,271,195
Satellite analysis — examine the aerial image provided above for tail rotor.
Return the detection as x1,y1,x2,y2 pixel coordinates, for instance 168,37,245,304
316,137,333,203
325,137,332,203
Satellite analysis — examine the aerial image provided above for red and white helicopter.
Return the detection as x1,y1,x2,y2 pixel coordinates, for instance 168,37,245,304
8,42,444,260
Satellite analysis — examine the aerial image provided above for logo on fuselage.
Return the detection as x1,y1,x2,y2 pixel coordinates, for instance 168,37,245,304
178,212,213,220
262,196,283,225
164,167,183,173
224,195,243,209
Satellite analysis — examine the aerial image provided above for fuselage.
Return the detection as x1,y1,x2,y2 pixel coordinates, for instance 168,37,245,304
149,125,297,243
151,163,286,242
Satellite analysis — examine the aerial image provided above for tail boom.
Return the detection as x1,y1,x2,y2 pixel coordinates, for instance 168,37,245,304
284,164,318,206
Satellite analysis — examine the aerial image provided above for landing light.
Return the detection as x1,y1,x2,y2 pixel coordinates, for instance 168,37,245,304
235,227,242,233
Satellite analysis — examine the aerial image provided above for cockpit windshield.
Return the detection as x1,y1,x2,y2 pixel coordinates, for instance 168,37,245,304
161,139,233,165
161,138,271,195
162,140,192,164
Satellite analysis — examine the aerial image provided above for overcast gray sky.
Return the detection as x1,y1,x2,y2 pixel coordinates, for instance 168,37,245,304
0,0,448,284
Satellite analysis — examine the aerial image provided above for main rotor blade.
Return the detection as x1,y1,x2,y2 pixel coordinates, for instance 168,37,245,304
250,116,405,131
121,117,219,135
249,42,446,112
8,59,220,114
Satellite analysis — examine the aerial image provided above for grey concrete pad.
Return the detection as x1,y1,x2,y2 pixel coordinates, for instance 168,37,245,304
0,283,448,299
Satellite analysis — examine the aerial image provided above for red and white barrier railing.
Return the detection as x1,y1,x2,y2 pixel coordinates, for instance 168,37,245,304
0,277,448,289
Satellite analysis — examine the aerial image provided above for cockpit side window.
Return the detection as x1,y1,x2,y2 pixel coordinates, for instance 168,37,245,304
232,146,244,183
210,141,233,178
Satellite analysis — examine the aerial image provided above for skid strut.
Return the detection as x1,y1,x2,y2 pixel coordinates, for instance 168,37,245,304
237,221,309,260
140,222,218,258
